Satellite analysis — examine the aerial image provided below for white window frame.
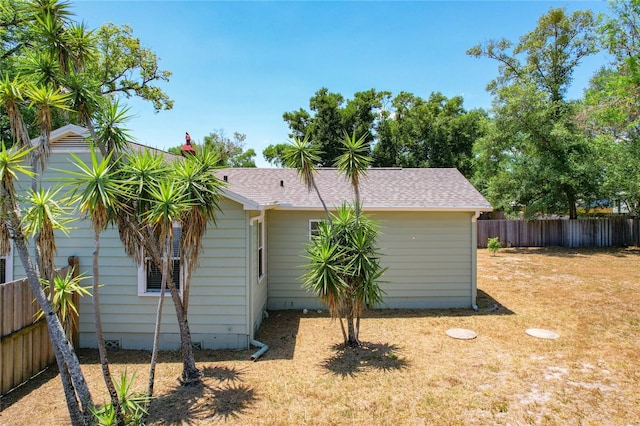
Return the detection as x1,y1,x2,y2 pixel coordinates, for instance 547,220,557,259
309,219,323,241
0,240,13,284
137,224,182,296
257,219,265,282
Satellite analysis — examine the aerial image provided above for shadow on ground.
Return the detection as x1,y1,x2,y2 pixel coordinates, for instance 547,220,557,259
256,297,514,361
321,341,409,377
147,365,257,424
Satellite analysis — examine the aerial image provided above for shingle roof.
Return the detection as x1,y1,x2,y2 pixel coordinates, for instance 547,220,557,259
216,168,492,211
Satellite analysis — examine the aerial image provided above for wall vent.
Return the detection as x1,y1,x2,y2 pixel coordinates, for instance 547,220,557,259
105,340,120,350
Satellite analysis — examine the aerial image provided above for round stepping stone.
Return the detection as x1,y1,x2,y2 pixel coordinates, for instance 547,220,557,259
446,328,478,340
525,328,559,339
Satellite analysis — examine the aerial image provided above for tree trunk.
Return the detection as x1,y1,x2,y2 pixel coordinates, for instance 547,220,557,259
147,240,171,398
565,187,578,220
312,180,332,224
1,185,93,425
120,217,201,386
166,277,201,384
93,229,125,424
344,300,359,347
56,357,84,425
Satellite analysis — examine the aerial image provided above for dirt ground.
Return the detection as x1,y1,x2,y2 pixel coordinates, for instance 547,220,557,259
1,247,639,425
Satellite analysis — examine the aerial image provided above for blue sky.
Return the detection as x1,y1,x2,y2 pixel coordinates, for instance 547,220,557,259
71,1,610,166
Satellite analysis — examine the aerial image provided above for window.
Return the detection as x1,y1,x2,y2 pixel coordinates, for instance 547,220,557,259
257,220,265,280
138,225,181,295
0,242,13,284
309,219,322,240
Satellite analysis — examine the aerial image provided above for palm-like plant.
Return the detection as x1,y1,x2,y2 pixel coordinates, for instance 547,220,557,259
283,135,332,222
62,149,127,424
21,186,72,281
116,149,203,388
143,179,193,397
172,147,224,314
302,204,385,347
0,143,93,424
36,269,91,341
294,131,385,348
0,73,31,148
93,99,133,156
335,131,371,221
25,84,71,170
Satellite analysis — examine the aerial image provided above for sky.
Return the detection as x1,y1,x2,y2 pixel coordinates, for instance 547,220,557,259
71,0,611,167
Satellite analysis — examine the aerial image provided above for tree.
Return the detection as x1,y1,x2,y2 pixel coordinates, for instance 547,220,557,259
288,132,386,347
63,149,128,424
581,0,640,214
283,135,331,222
0,144,93,425
280,87,388,166
168,129,256,167
262,142,287,167
0,1,173,422
467,8,601,219
114,147,224,388
372,91,486,178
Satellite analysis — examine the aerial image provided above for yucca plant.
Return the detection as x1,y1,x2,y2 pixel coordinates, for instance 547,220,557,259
302,204,386,347
61,148,127,425
91,369,151,426
283,135,332,222
36,269,91,341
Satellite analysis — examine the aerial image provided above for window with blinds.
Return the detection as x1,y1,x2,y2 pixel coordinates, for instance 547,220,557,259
145,226,181,292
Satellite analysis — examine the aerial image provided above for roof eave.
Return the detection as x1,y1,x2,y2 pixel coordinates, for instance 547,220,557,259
272,205,493,212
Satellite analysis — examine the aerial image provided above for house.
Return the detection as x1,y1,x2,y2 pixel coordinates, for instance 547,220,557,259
6,125,492,351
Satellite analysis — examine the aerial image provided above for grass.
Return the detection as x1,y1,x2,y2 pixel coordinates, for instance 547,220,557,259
1,247,639,425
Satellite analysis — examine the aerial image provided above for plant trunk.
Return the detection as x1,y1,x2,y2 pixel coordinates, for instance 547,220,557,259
182,259,192,316
346,315,358,347
1,185,93,425
566,188,578,220
148,238,170,397
56,357,84,425
312,180,332,224
344,300,359,347
166,277,201,385
93,229,125,425
121,217,200,386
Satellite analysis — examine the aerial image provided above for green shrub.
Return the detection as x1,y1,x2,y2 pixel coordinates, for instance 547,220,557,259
487,237,501,256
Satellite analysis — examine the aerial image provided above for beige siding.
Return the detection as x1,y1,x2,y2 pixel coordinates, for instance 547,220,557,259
13,149,250,350
267,210,475,310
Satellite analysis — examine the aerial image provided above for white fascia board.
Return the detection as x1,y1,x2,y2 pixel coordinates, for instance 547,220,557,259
31,124,90,145
221,189,280,211
271,205,493,213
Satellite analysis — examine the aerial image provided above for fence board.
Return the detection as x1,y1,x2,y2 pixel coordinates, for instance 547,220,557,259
0,257,79,396
478,217,640,248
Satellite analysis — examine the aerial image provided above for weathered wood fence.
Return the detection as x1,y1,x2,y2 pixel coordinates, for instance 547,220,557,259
477,217,640,248
0,256,79,396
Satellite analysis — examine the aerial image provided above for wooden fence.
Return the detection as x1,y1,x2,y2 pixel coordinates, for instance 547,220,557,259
0,257,79,396
477,217,640,248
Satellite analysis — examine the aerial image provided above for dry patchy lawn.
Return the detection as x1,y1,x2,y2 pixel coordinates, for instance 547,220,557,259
1,247,639,425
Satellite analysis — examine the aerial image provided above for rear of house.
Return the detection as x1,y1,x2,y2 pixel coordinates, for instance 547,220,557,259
5,125,491,351
219,167,490,311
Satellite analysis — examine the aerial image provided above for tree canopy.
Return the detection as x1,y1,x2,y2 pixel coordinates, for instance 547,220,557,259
0,0,172,145
468,7,602,219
